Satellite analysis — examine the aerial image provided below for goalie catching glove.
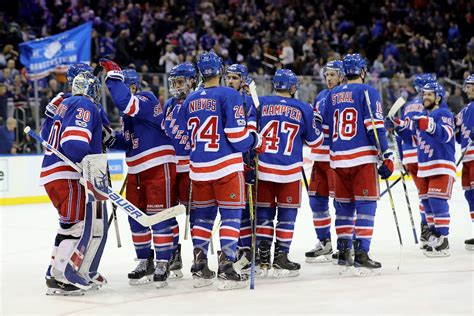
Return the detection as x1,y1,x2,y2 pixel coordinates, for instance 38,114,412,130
377,151,394,180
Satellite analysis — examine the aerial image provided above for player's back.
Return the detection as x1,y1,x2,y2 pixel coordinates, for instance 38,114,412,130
40,96,102,185
325,83,382,168
258,95,317,183
184,86,252,180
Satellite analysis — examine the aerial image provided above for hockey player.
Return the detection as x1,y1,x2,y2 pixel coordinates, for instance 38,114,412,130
305,60,344,263
397,82,455,257
183,52,265,290
224,63,257,274
40,72,105,295
322,54,394,275
388,73,436,248
256,69,323,277
163,62,197,278
456,74,474,250
100,59,177,288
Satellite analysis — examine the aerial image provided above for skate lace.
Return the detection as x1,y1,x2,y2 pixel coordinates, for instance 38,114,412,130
132,259,148,273
426,235,439,248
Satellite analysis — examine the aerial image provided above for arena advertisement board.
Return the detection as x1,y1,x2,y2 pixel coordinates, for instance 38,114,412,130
0,159,7,191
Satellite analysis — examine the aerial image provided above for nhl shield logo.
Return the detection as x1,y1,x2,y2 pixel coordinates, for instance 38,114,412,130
287,197,293,203
230,193,236,199
363,189,369,196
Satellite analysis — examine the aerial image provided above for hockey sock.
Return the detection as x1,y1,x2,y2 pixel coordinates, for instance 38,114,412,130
421,199,435,231
128,216,152,259
219,208,242,261
309,195,331,241
191,206,218,257
152,218,174,261
429,197,450,236
419,201,428,225
238,205,252,249
354,200,377,252
334,200,355,249
275,207,297,253
170,217,180,252
464,189,474,222
256,207,277,247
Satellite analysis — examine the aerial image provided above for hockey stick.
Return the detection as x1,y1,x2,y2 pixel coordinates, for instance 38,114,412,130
184,178,192,240
392,135,418,244
25,127,185,226
301,166,310,194
387,97,406,118
363,91,403,248
107,173,127,247
456,138,473,167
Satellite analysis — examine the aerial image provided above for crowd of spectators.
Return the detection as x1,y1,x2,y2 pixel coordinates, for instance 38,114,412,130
0,0,473,153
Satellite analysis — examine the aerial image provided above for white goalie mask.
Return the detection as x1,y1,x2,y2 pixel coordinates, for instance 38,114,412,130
72,72,101,104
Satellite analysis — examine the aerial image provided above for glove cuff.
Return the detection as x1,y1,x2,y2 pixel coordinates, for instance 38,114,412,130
45,102,58,119
105,70,124,81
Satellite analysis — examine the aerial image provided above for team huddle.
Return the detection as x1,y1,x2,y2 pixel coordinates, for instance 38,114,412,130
37,51,474,295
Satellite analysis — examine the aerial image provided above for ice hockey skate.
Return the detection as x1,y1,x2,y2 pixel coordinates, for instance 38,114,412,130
272,251,300,278
128,250,155,285
217,251,249,290
191,249,215,288
45,277,85,296
465,238,474,250
424,235,450,257
420,224,433,249
153,260,170,289
88,272,107,290
337,239,354,274
258,240,272,277
305,239,333,263
169,244,183,279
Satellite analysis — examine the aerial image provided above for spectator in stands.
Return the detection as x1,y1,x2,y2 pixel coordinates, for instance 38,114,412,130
0,83,7,123
159,44,179,72
99,30,116,58
279,40,294,70
447,86,464,113
0,118,17,154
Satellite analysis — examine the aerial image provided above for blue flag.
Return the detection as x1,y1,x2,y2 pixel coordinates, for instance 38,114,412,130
19,22,92,79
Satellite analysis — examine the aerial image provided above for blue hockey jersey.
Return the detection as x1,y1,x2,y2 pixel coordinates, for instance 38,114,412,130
322,83,389,168
40,96,103,185
458,101,474,163
257,95,323,183
309,89,330,162
398,97,425,164
163,97,191,173
398,105,456,178
183,86,256,181
106,79,176,174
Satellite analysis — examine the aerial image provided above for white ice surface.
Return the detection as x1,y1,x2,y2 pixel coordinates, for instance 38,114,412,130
1,180,473,315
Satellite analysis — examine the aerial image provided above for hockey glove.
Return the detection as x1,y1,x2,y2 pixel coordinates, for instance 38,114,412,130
244,162,256,185
45,92,65,118
102,125,116,148
378,151,394,180
251,131,266,154
415,116,436,134
99,58,124,81
384,117,394,131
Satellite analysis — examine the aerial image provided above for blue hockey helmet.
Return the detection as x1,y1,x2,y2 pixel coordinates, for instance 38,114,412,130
66,63,93,84
342,54,367,76
71,71,102,104
422,82,445,101
123,69,140,89
464,74,474,90
226,64,249,82
273,69,298,91
413,73,436,92
197,52,223,78
323,60,344,76
169,62,197,98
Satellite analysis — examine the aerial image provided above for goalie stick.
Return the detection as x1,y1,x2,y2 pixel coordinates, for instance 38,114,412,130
387,97,406,118
25,127,185,227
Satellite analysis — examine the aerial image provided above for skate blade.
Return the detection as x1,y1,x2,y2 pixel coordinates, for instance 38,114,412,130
129,275,154,286
423,250,450,258
338,264,353,275
46,288,85,296
465,245,474,251
305,254,333,263
193,278,214,288
217,279,249,291
169,270,183,279
258,266,270,278
154,280,168,289
272,269,299,278
242,266,262,276
352,266,381,277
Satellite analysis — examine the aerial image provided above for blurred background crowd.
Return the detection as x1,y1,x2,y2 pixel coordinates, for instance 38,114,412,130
0,0,473,154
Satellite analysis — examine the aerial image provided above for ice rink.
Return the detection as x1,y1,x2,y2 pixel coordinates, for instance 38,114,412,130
1,178,473,315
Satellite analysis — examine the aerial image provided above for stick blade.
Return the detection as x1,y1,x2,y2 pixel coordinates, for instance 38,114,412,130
248,81,260,109
143,204,186,226
387,97,406,118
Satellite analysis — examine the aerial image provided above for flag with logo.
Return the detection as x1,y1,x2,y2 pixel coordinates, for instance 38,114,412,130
19,22,92,79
